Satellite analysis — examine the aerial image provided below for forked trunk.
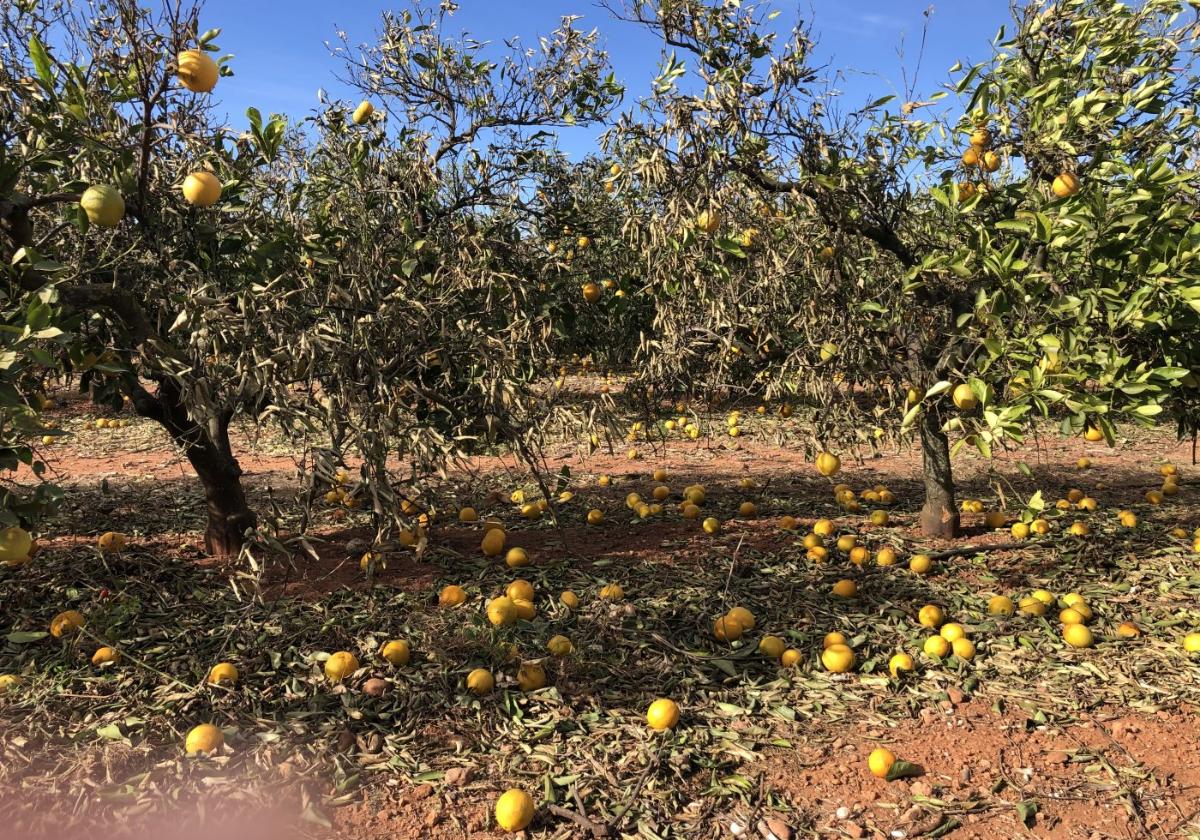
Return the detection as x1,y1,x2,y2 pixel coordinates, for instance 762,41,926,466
127,378,256,556
918,409,960,538
191,447,256,556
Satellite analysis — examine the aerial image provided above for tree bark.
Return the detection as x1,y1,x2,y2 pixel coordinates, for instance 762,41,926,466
918,408,960,538
126,378,256,555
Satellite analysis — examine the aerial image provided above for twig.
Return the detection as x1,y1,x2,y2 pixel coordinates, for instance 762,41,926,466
924,541,1038,560
546,802,608,838
611,744,662,830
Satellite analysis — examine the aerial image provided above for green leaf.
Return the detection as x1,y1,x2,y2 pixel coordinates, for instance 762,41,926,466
29,35,54,91
885,759,924,781
710,659,738,678
1016,799,1038,826
96,723,126,741
6,630,47,644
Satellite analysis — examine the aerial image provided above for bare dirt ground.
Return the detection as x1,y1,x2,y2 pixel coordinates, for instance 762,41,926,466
3,394,1200,839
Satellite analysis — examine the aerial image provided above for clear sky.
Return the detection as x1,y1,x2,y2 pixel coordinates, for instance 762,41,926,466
200,0,1015,155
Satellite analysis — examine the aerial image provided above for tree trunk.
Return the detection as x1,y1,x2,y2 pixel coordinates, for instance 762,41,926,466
918,409,959,538
126,378,256,556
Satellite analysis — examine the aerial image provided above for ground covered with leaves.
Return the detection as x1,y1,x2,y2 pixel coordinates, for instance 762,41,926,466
3,401,1200,839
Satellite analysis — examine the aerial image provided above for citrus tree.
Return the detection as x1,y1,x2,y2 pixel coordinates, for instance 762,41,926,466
0,0,309,554
1,0,629,555
600,0,1199,536
281,4,623,541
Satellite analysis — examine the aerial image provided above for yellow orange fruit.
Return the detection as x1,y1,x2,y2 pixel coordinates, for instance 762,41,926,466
466,668,494,695
727,606,756,630
823,631,847,649
713,615,745,642
184,723,224,755
951,383,978,411
439,585,468,607
352,100,374,124
481,528,506,557
988,595,1015,616
207,662,239,684
646,698,680,730
91,646,120,666
888,652,914,677
49,609,85,638
815,451,841,477
821,643,855,673
517,662,546,691
868,747,896,778
758,635,786,659
495,788,535,832
380,640,410,666
918,605,945,628
324,651,359,682
98,531,127,552
182,171,222,207
1063,624,1094,648
923,635,951,658
599,583,624,601
1052,172,1080,198
487,596,518,627
177,49,219,93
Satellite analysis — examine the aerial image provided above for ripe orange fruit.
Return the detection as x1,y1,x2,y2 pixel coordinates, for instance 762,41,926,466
1052,172,1080,198
646,698,680,730
713,615,745,642
494,788,535,832
324,651,359,682
599,583,625,600
380,640,410,666
516,662,546,691
918,605,944,628
487,596,518,627
352,100,374,124
182,171,222,207
466,668,494,695
481,528,506,557
815,451,841,477
951,383,978,410
91,646,120,666
49,609,85,638
888,652,914,677
1063,624,1094,648
758,635,786,659
439,585,468,607
184,723,224,755
868,747,896,778
726,606,756,630
832,579,857,598
97,531,127,553
177,50,219,93
821,643,855,673
207,662,239,684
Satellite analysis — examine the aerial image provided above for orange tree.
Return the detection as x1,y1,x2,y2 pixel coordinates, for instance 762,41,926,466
0,1,318,553
600,0,1199,536
1,0,625,554
285,5,623,539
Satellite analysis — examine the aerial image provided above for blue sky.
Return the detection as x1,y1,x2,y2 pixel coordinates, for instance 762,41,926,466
201,0,1014,155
